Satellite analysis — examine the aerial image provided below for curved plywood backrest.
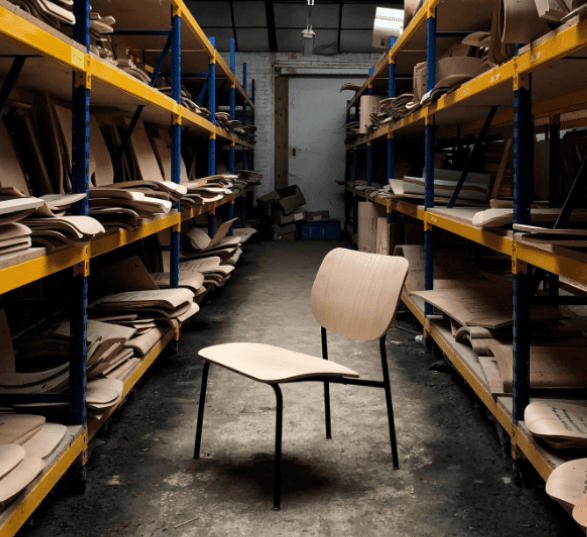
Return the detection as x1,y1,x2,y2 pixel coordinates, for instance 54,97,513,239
311,248,409,341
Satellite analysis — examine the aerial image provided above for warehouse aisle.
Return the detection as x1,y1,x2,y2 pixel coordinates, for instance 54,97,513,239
18,240,581,537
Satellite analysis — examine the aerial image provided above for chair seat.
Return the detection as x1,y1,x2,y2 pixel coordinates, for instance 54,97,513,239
198,342,359,384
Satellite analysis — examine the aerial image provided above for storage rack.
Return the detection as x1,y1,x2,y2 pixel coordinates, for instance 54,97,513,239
345,0,587,525
0,1,255,534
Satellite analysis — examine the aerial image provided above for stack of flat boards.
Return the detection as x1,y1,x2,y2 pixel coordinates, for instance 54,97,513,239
403,169,491,203
90,289,198,328
181,218,243,267
8,0,75,28
0,413,69,511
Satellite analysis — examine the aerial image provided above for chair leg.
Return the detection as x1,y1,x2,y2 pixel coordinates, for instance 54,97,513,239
271,384,283,510
380,337,399,469
321,327,332,439
194,360,211,460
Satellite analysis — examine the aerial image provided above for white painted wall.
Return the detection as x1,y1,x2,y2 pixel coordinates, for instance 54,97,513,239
220,52,383,202
288,77,353,220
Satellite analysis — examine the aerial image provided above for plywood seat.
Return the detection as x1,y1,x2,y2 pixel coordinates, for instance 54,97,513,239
199,342,359,384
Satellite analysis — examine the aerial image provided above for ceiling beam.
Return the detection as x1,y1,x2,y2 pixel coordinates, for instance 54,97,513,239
264,0,278,52
229,0,239,51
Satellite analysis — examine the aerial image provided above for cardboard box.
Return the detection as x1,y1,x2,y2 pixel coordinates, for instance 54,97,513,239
359,95,383,134
257,191,280,217
306,210,330,222
272,208,305,225
358,201,386,253
276,185,306,215
271,222,297,240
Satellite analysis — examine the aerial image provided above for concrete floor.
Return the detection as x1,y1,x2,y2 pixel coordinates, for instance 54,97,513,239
17,240,582,537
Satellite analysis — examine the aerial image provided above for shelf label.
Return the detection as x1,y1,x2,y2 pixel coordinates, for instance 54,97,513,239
490,73,501,84
71,49,85,70
529,51,542,64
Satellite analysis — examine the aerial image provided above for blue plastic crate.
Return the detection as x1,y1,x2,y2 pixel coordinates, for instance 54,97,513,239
301,220,341,240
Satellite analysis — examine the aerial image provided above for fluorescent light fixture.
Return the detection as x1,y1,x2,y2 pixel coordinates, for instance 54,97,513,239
372,7,403,49
301,0,315,56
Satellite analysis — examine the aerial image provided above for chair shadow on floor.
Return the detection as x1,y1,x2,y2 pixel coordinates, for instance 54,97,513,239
193,452,364,506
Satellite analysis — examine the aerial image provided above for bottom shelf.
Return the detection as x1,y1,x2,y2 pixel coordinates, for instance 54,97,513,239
0,425,85,536
401,292,577,482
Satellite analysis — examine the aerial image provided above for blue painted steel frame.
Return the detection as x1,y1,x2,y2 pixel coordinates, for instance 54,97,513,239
386,36,397,186
424,11,436,318
208,37,217,238
228,38,236,235
70,0,90,426
170,13,181,291
512,70,533,422
242,62,249,171
366,68,374,187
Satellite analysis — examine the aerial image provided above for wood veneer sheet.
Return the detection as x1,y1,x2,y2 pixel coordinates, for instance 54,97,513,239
491,343,587,393
0,445,25,480
21,422,67,459
394,245,482,293
524,401,587,449
152,271,205,293
0,455,45,507
126,326,166,356
128,120,164,183
89,115,114,187
412,281,564,329
0,414,45,445
86,378,123,408
55,319,136,343
546,458,587,510
93,289,194,309
472,208,587,228
477,356,505,395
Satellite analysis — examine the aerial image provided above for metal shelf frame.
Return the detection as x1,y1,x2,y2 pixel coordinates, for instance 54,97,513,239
344,3,587,523
0,1,255,535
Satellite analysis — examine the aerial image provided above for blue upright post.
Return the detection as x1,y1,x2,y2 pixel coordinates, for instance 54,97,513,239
353,148,359,236
170,10,181,291
69,0,90,426
366,68,374,187
386,37,397,186
512,62,533,423
424,10,437,319
242,62,248,171
228,38,236,235
208,36,217,238
251,79,255,170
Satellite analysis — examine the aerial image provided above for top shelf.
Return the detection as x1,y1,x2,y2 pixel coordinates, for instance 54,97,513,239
0,2,254,147
347,9,587,147
89,0,254,110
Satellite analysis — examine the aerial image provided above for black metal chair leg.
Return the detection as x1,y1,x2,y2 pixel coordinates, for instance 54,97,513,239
321,327,332,439
271,384,283,510
194,361,211,459
380,337,399,469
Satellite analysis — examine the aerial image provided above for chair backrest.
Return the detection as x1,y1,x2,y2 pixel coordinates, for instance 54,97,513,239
311,248,409,341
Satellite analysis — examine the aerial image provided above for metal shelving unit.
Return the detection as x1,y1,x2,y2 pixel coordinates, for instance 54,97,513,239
345,0,587,527
0,1,255,534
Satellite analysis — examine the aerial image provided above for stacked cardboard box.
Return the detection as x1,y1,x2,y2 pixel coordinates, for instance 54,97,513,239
257,185,307,240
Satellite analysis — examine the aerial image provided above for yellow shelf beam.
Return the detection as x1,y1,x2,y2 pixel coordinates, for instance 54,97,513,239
174,0,254,110
0,5,85,71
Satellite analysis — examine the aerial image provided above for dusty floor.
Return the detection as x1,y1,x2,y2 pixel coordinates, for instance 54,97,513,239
17,239,582,537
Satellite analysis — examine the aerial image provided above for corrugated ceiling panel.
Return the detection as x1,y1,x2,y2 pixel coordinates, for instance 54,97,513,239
236,28,270,51
202,27,235,51
185,1,232,27
274,3,339,28
233,1,267,27
341,3,380,29
339,29,375,52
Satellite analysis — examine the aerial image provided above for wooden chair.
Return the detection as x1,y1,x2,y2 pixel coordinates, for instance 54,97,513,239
193,247,410,509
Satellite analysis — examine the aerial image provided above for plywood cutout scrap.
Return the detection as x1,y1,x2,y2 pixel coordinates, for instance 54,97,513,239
573,493,587,530
491,343,587,393
0,444,25,480
412,281,565,329
128,119,164,183
477,356,505,395
524,401,587,450
0,455,45,506
21,422,67,459
89,256,159,293
0,414,45,445
546,458,587,511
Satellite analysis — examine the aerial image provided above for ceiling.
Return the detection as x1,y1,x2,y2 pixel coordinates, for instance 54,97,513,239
184,1,403,55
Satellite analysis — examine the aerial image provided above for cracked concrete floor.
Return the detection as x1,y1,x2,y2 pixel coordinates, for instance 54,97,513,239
17,239,582,537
